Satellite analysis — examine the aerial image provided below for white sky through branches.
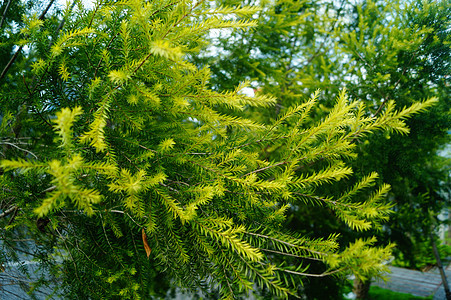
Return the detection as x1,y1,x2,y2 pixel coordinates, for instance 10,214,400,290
56,0,94,10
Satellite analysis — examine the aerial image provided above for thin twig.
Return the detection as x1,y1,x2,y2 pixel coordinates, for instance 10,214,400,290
0,0,56,82
0,0,12,29
0,205,17,218
373,54,416,117
260,248,322,261
108,209,146,227
0,141,38,159
53,225,99,296
93,31,120,78
42,185,57,194
131,0,204,75
0,45,23,82
47,0,77,49
159,181,180,193
241,160,289,177
6,205,18,225
30,106,53,129
56,0,76,32
244,231,327,258
99,213,128,271
266,262,345,278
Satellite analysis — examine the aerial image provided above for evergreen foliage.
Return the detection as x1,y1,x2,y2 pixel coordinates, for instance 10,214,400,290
0,0,445,299
194,0,450,297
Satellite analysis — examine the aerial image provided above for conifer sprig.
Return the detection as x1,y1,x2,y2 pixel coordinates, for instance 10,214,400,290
0,0,440,298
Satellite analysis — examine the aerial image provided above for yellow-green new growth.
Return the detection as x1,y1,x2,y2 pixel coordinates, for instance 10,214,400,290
53,106,82,152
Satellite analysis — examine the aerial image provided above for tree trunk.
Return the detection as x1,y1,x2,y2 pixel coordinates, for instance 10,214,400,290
431,233,451,300
353,278,371,300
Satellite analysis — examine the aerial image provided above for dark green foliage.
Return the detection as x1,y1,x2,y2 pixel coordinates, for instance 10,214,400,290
0,0,447,299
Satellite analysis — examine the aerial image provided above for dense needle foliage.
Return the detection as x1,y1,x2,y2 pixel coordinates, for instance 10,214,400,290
0,0,443,298
193,0,450,297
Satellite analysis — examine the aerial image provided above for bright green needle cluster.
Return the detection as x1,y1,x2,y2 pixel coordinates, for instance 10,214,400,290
0,0,440,298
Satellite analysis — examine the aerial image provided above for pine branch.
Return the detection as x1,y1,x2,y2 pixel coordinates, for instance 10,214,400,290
244,231,328,258
241,161,289,177
270,263,346,278
260,248,322,261
0,0,56,82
